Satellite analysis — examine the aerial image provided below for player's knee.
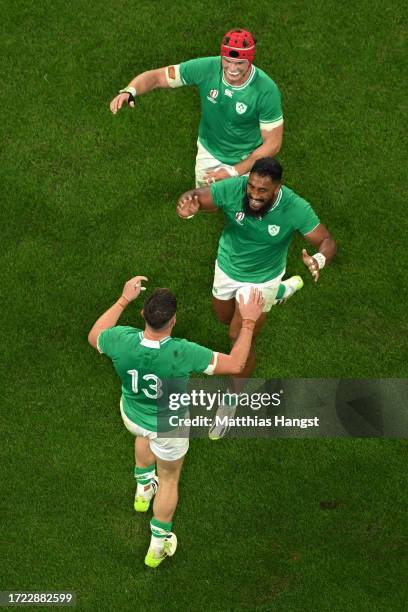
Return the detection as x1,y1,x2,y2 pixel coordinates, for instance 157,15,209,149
212,300,234,325
216,311,233,325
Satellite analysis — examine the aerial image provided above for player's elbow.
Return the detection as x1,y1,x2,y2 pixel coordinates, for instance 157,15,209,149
214,354,244,375
88,330,97,349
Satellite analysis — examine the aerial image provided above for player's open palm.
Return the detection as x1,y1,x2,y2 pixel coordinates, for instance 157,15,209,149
239,287,264,322
302,249,320,282
110,93,134,114
177,195,200,219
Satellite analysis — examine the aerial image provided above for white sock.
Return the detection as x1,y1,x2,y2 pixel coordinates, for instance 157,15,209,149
150,534,166,554
136,482,153,499
281,278,296,299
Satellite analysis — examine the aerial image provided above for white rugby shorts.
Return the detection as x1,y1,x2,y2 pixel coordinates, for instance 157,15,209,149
195,140,248,188
120,400,189,461
212,260,284,313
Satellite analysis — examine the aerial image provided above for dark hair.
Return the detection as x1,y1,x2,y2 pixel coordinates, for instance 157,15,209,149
251,158,283,183
143,289,177,330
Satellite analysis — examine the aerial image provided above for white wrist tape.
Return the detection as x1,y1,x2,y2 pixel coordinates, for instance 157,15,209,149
312,252,326,269
226,166,239,177
119,86,137,97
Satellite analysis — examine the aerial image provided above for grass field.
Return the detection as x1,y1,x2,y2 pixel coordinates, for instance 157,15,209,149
1,0,407,610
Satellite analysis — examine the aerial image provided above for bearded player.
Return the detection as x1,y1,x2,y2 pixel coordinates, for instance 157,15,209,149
110,29,283,186
176,157,337,438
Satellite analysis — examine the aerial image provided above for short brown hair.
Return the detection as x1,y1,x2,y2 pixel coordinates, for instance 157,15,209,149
143,289,177,330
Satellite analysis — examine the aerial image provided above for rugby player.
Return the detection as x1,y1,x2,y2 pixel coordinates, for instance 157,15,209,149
88,276,264,566
110,29,283,186
176,157,336,438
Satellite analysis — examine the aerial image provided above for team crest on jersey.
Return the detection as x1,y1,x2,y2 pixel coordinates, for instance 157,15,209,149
268,225,280,236
235,212,245,225
236,102,247,114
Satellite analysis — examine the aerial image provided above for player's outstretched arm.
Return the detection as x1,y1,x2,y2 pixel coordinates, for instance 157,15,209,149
88,276,148,348
110,67,170,114
302,224,336,282
176,187,218,218
213,288,265,375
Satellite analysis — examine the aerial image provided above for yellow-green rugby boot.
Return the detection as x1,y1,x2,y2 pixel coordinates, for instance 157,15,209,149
144,533,178,568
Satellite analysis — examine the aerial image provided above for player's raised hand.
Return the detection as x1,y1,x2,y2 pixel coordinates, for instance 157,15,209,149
204,167,232,184
302,249,320,283
110,93,134,114
176,194,200,219
238,287,265,322
121,276,148,302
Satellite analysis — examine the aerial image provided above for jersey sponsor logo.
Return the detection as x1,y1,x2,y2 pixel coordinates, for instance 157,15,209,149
207,89,219,104
235,212,245,225
236,102,247,114
224,89,233,98
268,224,280,236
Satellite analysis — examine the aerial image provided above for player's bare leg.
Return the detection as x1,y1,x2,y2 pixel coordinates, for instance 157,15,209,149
209,301,267,440
145,456,185,568
212,296,236,325
153,456,185,522
135,436,155,467
133,437,158,513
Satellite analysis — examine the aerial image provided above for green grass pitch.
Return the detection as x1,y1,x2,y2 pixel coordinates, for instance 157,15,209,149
1,0,407,609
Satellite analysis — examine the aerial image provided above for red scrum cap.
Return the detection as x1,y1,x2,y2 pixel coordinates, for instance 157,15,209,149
220,29,256,65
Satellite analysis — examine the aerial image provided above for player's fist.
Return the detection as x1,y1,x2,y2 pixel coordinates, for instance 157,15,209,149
177,194,200,219
121,276,148,302
238,287,265,322
110,93,134,114
302,249,320,283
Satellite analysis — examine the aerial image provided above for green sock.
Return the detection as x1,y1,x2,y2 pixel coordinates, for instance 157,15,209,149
134,463,156,485
150,517,172,537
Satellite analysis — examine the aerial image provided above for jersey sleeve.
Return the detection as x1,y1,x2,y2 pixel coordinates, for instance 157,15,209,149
293,196,321,235
211,177,246,210
97,326,131,358
179,57,213,86
184,340,213,374
258,82,283,129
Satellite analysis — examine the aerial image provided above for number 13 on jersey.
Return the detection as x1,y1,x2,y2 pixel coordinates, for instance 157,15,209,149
127,369,163,400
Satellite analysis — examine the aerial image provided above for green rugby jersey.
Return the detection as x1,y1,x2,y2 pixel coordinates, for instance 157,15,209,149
211,177,320,283
179,56,283,165
98,326,213,432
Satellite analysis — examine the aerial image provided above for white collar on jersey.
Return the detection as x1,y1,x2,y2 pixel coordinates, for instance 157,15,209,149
222,64,256,90
140,332,171,349
266,188,283,213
